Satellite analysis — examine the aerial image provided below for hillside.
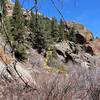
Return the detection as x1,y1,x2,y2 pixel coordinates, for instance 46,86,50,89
0,0,100,100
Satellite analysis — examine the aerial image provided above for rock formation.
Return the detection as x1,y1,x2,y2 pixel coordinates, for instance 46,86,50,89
85,38,100,55
66,22,94,44
4,0,14,16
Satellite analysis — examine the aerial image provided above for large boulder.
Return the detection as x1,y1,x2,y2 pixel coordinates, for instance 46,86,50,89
85,39,100,56
66,22,94,44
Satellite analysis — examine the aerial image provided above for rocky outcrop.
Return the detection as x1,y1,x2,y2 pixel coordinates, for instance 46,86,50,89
52,40,100,70
66,22,94,44
85,39,100,56
5,0,14,16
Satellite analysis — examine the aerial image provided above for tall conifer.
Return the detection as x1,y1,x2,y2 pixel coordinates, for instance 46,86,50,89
11,0,26,61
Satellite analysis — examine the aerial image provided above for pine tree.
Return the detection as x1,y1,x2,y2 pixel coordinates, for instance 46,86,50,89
30,13,47,53
0,0,7,16
68,27,76,42
59,19,65,41
11,0,25,43
43,16,52,45
50,17,59,42
30,12,36,33
59,19,68,41
4,16,12,37
11,0,26,61
28,11,35,44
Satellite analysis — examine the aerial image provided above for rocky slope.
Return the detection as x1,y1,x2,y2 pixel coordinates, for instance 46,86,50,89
0,0,100,100
0,29,100,100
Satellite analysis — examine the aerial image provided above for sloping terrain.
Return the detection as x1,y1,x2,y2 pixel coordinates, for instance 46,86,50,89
0,0,100,100
0,34,100,100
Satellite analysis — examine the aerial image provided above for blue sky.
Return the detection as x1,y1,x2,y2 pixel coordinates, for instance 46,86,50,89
12,0,100,38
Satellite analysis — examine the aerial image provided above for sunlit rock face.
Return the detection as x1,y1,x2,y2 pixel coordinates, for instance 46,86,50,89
66,22,94,44
85,39,100,56
5,0,14,16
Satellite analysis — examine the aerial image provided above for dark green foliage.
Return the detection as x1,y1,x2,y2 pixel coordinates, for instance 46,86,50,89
29,15,69,52
33,30,47,53
30,12,36,32
58,19,68,41
11,0,25,43
41,16,52,45
30,13,47,53
10,0,27,61
14,43,27,61
28,12,35,44
51,17,59,42
68,27,76,42
0,0,7,16
4,16,12,35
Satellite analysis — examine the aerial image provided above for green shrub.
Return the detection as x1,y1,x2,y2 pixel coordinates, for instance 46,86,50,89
14,43,27,61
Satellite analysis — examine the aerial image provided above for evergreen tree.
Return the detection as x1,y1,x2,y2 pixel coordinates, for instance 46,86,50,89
30,12,36,33
0,0,7,16
59,19,68,41
4,16,12,37
28,11,35,44
59,19,65,41
11,0,26,61
11,0,25,43
68,27,76,42
51,17,59,42
43,17,52,45
30,13,47,53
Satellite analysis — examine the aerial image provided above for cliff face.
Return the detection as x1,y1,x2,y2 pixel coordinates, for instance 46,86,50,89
64,22,100,56
66,22,94,44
